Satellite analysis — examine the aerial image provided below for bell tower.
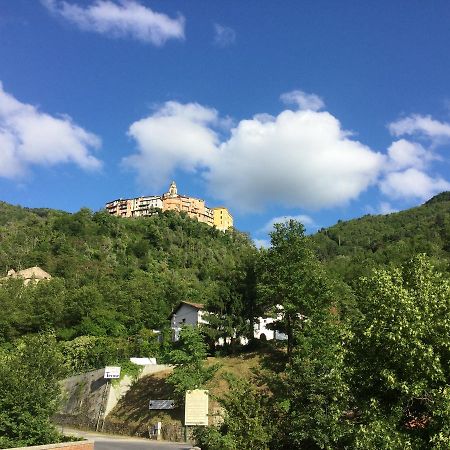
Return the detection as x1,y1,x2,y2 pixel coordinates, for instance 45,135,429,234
167,181,178,197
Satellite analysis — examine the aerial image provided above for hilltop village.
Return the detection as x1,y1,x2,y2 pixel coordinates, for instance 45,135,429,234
105,181,233,231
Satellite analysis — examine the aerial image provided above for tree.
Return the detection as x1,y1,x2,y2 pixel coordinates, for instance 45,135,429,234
167,326,219,399
350,254,450,448
194,375,273,450
0,333,66,448
257,220,331,358
277,313,350,450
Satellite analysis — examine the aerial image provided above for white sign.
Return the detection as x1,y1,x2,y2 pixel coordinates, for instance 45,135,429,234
130,357,156,365
185,389,209,426
149,400,175,410
104,366,121,379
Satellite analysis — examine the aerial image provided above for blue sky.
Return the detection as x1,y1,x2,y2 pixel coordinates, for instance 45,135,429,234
1,0,450,246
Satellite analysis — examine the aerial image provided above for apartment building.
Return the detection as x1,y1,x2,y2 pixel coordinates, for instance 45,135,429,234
213,207,234,231
105,181,232,230
105,196,162,218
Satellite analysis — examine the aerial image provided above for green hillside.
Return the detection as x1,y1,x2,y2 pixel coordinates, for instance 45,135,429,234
0,202,256,346
310,192,450,283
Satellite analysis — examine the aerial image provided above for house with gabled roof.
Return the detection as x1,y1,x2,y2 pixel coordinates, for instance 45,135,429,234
169,300,287,343
169,301,207,341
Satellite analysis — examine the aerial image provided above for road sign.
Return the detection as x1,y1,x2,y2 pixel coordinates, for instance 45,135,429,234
104,366,121,379
185,389,209,426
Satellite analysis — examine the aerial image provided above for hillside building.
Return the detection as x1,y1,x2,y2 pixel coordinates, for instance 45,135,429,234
213,207,233,232
3,266,52,285
162,181,214,226
169,300,287,343
105,196,162,218
105,181,232,230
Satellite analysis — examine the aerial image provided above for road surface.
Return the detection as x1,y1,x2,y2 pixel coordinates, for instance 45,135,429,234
62,428,194,450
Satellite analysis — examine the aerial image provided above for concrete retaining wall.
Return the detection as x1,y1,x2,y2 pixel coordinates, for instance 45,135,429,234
56,364,173,431
8,441,94,450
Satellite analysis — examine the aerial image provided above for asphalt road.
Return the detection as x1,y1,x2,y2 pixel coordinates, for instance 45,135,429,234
63,428,194,450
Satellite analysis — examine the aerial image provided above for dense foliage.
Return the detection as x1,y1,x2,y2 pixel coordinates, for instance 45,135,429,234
167,326,219,399
0,333,66,448
0,202,255,350
3,194,450,448
310,192,450,283
199,221,450,450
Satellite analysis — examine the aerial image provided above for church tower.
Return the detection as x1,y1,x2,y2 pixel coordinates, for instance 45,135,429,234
166,180,178,197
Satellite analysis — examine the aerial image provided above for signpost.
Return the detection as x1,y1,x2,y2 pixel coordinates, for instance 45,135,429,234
104,366,121,379
149,400,175,410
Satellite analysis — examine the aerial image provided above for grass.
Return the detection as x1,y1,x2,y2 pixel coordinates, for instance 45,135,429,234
105,351,264,436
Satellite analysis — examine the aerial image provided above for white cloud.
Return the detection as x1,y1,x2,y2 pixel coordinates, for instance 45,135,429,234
123,101,219,188
213,23,236,47
366,201,398,215
280,90,325,111
42,0,185,46
253,238,270,249
386,139,436,171
0,82,101,179
124,98,384,211
207,109,384,211
378,201,397,214
380,168,450,201
389,114,450,141
260,214,314,233
380,114,450,200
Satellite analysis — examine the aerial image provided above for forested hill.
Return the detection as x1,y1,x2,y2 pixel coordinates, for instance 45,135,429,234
0,201,255,342
310,192,450,283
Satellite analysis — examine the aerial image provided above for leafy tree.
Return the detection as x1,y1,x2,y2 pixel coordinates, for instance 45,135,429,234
194,375,273,450
257,220,331,358
350,254,450,448
0,333,66,448
276,313,350,450
167,326,219,400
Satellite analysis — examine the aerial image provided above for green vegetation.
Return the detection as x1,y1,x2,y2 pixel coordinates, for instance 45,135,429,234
2,193,450,448
310,192,450,282
0,333,66,448
0,202,255,354
168,326,219,399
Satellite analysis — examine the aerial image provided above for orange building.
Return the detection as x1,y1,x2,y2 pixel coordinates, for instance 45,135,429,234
105,182,231,229
162,181,214,226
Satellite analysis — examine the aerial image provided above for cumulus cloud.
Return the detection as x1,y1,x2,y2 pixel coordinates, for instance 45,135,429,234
213,23,236,47
386,139,437,171
123,101,220,188
280,90,325,111
260,214,314,233
42,0,185,45
380,168,450,201
379,114,450,201
124,97,384,211
0,82,101,179
208,109,384,211
389,114,450,142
